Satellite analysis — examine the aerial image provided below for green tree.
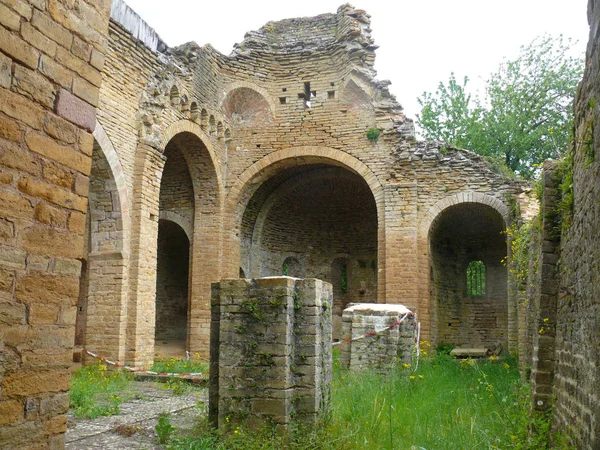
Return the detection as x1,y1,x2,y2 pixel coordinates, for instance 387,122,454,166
417,35,584,179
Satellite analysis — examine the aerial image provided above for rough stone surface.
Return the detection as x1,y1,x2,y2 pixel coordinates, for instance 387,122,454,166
340,303,416,370
209,277,332,430
0,1,112,448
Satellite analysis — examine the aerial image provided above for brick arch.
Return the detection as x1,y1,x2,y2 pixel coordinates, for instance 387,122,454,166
93,121,130,245
159,211,193,242
224,146,386,301
416,191,512,346
219,81,277,116
159,120,224,192
419,191,511,238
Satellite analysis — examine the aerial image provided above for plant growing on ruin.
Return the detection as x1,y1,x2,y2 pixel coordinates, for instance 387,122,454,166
366,127,381,141
156,414,175,444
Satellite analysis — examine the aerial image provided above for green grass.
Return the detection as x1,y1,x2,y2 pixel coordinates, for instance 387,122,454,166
151,357,209,374
166,352,568,450
69,362,132,418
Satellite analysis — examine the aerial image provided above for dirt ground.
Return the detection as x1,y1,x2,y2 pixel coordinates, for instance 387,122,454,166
66,380,208,449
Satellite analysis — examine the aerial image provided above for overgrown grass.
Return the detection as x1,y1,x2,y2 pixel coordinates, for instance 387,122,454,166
166,352,569,449
151,357,209,374
69,362,132,418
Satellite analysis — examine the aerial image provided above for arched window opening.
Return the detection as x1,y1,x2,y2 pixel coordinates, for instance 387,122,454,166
282,257,300,277
170,85,179,106
467,260,486,297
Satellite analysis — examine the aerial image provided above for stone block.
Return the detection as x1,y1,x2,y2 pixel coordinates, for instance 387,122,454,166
44,113,77,144
32,9,73,49
0,52,11,89
16,272,79,306
0,143,41,176
29,303,59,325
0,88,46,130
12,65,56,109
0,26,39,69
54,88,97,132
0,400,24,426
26,133,92,175
1,370,70,397
22,226,84,259
34,202,68,227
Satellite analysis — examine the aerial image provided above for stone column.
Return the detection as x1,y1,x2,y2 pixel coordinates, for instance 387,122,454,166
209,277,332,431
127,142,165,368
529,161,560,411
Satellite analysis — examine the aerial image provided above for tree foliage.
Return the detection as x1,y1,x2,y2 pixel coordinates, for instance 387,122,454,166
417,35,584,178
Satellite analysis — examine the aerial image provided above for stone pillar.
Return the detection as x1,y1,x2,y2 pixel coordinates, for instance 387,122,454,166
340,303,416,371
127,143,166,368
0,1,112,447
529,161,560,411
84,251,128,363
209,277,332,431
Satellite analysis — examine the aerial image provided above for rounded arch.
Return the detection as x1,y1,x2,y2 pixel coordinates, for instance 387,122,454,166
159,211,193,242
93,121,131,246
220,81,276,116
159,120,224,194
419,191,511,238
224,146,385,302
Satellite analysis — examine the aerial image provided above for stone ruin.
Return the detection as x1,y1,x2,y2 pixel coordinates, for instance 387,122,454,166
0,0,599,447
341,303,416,371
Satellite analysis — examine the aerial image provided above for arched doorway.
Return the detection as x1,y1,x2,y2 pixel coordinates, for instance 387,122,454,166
239,164,379,339
155,138,194,358
155,219,190,358
428,202,508,348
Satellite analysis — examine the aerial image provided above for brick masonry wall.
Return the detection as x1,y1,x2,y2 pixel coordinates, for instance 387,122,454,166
0,0,112,448
549,0,600,445
209,277,332,430
82,3,527,367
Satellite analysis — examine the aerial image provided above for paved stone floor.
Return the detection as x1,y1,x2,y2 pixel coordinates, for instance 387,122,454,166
66,381,207,449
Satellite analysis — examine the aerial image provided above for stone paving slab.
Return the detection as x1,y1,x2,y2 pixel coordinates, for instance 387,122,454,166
66,381,207,449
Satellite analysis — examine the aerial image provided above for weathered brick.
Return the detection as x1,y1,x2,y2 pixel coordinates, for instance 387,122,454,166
0,246,27,270
43,163,73,189
71,35,92,62
22,226,84,259
43,415,67,435
72,76,100,107
31,9,73,50
0,26,39,69
54,89,97,133
0,219,15,240
0,400,24,426
0,3,21,31
11,65,56,109
0,190,34,220
73,173,89,197
90,48,105,71
0,143,40,176
1,370,71,397
0,52,11,89
0,172,13,184
56,46,102,87
0,115,22,142
34,202,68,227
39,54,73,88
21,22,58,58
26,132,92,175
39,393,69,417
0,268,15,291
53,258,81,276
16,272,80,305
3,0,33,19
18,177,87,212
0,85,46,130
44,113,77,144
0,301,27,325
28,303,59,325
78,130,94,156
68,211,86,234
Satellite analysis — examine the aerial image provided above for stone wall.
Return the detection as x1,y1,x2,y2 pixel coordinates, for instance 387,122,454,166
0,0,112,447
75,2,528,368
209,277,332,430
548,0,600,445
340,303,415,371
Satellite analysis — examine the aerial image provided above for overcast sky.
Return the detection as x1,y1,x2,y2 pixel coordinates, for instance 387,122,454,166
122,0,588,121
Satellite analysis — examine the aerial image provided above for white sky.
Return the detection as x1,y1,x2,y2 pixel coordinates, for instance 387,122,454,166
122,0,588,121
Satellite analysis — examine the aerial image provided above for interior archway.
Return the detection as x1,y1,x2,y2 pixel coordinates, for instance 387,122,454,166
429,202,508,348
240,165,378,339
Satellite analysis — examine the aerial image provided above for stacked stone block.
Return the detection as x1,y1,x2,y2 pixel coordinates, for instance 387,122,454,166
0,0,111,447
340,303,416,371
210,277,332,430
